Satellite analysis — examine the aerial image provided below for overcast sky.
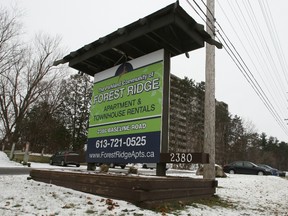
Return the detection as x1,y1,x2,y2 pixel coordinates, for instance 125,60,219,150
2,0,288,142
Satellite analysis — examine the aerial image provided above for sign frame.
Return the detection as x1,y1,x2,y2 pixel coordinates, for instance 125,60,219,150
86,49,170,165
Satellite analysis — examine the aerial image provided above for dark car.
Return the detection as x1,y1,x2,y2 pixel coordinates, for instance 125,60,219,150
142,163,171,170
223,161,272,175
258,164,279,176
49,151,81,167
278,170,286,177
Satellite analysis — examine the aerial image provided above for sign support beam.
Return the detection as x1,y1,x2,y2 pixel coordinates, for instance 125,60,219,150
157,49,171,176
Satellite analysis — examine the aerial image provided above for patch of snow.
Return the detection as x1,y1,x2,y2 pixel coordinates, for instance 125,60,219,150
0,151,288,215
0,151,22,167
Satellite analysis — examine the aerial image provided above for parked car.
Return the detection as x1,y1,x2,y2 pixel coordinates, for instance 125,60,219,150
278,170,286,177
258,164,279,176
142,163,157,169
223,161,272,175
142,163,171,170
49,151,81,167
96,163,126,169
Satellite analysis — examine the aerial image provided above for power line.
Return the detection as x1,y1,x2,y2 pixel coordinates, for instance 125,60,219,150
217,0,286,120
183,0,288,138
226,0,288,121
185,0,215,34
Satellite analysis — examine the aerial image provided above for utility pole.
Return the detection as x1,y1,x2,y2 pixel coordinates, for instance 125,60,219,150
203,0,216,179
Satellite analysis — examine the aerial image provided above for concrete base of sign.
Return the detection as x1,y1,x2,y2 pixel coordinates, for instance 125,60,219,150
29,169,218,208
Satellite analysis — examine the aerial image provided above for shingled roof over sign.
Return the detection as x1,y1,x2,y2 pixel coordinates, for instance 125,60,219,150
54,2,222,76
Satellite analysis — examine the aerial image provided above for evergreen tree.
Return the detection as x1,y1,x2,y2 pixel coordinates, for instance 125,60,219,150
259,132,267,150
215,102,230,165
58,73,93,151
227,115,245,161
19,102,71,153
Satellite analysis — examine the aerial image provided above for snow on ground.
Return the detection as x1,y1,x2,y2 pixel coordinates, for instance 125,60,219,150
1,151,288,216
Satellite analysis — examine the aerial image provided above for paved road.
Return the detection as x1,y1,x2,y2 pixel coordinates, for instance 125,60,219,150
0,167,32,175
0,165,87,175
0,165,195,176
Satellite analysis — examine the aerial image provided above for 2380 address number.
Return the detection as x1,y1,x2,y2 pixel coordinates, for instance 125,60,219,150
169,153,193,163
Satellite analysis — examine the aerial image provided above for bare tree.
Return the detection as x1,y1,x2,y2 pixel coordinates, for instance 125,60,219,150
0,6,23,76
0,6,24,148
242,118,258,136
0,7,68,151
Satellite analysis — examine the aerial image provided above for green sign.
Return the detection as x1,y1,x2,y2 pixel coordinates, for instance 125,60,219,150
87,50,164,163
